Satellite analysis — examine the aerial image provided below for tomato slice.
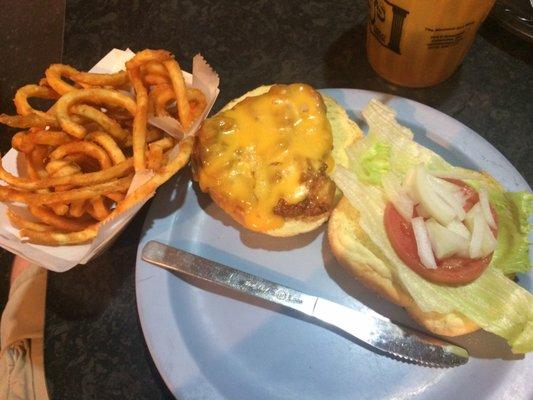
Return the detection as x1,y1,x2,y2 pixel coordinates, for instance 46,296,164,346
384,180,496,285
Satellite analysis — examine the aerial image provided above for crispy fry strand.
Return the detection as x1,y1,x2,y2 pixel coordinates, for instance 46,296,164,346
158,136,194,177
0,113,58,129
0,175,133,204
14,84,58,106
15,133,63,160
146,146,164,170
150,84,174,117
38,78,50,87
49,161,82,191
85,131,126,164
69,200,87,218
104,107,134,123
44,159,79,208
29,205,94,232
147,136,176,170
141,60,169,76
20,225,99,245
26,147,70,215
56,88,136,138
49,204,69,216
76,82,94,89
126,50,174,169
45,64,80,94
125,49,172,70
163,59,192,129
149,85,205,121
72,70,128,87
70,104,128,141
25,130,72,148
104,192,125,202
49,141,113,169
7,209,56,232
127,67,148,171
88,196,110,221
28,145,49,178
143,74,170,86
149,136,175,151
50,163,81,178
25,161,39,181
0,157,133,190
123,127,162,147
45,159,76,175
12,131,33,153
14,84,58,125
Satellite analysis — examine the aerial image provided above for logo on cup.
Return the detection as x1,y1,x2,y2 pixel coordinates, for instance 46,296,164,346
368,0,409,54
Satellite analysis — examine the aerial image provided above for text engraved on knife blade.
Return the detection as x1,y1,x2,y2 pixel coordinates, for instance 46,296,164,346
239,279,304,304
192,253,307,307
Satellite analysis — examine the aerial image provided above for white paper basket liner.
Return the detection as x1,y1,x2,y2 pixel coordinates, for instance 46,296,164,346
0,48,219,271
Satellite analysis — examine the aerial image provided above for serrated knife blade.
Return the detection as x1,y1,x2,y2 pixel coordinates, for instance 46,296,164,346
141,240,469,367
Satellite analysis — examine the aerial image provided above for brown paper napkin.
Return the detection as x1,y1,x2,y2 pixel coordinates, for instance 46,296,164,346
0,264,49,400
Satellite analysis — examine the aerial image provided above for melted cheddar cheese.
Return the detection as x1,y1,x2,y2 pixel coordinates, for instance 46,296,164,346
195,84,333,231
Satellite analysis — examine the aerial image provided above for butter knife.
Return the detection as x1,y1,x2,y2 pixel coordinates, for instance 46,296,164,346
141,240,469,367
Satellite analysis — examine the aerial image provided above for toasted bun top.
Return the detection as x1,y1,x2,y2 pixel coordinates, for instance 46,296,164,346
194,84,363,237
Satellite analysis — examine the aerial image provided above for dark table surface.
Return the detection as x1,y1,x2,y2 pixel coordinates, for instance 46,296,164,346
0,1,532,399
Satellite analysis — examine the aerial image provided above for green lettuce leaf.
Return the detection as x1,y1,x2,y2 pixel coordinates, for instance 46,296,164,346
348,99,450,181
487,190,532,274
452,174,533,275
354,142,391,184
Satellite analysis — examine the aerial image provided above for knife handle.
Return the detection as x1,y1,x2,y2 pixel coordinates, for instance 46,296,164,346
142,240,318,315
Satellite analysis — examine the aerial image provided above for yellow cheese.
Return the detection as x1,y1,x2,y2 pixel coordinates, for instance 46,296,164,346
196,84,333,231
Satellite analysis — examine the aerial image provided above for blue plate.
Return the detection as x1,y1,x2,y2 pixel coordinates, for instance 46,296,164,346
135,89,532,400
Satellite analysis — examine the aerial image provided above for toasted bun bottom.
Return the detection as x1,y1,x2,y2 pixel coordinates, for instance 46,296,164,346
201,85,363,237
209,187,330,237
328,197,479,337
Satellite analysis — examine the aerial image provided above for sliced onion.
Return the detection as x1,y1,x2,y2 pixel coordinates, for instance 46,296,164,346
412,217,437,269
428,174,466,220
446,220,470,240
426,219,470,259
451,191,467,219
480,222,498,256
413,167,456,225
446,192,467,221
382,173,413,221
429,174,463,192
478,188,496,229
446,220,472,257
469,210,484,258
402,167,417,199
464,203,480,231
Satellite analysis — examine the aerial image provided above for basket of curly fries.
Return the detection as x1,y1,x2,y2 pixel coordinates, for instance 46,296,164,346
0,48,219,271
